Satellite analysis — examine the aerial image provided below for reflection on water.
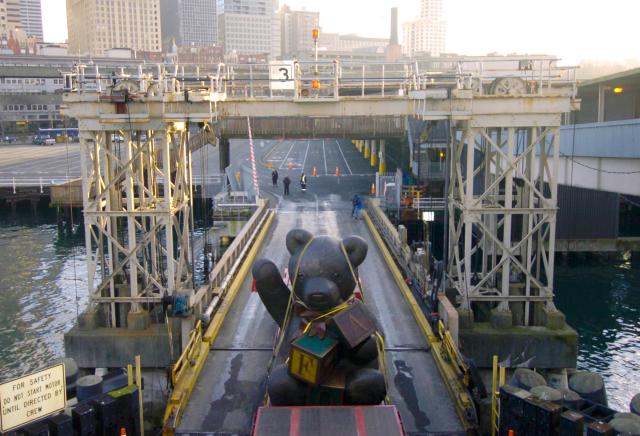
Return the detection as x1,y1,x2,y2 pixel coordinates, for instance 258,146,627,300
555,254,640,411
0,209,89,379
0,207,638,412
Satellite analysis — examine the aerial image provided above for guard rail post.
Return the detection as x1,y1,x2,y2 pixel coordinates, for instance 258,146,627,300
490,355,506,436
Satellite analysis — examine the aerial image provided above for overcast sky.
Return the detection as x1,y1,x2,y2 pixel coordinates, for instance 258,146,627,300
43,0,637,64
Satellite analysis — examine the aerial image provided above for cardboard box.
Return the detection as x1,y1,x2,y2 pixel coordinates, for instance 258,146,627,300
329,301,376,349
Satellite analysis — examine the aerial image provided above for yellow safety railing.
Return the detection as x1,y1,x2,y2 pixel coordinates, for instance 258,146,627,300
491,355,507,436
437,320,471,388
363,206,478,433
162,209,275,435
171,320,203,386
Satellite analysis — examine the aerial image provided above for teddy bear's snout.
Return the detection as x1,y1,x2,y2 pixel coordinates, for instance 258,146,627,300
302,277,341,310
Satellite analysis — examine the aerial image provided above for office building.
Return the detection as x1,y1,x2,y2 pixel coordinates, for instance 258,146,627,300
279,4,319,58
217,0,279,57
159,0,181,49
160,0,217,50
0,2,8,35
4,0,43,41
66,0,162,57
182,0,217,47
403,0,446,57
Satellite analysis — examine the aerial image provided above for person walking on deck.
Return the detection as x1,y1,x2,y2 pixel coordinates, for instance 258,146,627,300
272,169,279,186
283,176,291,195
300,172,307,193
352,194,363,220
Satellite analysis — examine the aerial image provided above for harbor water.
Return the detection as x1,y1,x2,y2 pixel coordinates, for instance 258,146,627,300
0,208,638,412
555,253,640,411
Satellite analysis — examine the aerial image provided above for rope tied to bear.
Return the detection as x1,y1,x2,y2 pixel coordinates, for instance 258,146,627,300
264,235,390,405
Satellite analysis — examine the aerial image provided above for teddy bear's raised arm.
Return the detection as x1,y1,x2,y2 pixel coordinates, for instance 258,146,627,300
252,258,291,327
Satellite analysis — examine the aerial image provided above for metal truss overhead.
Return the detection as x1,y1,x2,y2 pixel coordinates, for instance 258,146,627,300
79,125,194,326
447,125,560,326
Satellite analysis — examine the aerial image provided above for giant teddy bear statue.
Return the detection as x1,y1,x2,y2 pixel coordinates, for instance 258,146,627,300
251,228,387,406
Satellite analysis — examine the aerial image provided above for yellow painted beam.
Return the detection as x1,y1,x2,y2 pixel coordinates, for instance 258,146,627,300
363,210,477,433
204,210,274,342
163,210,275,434
363,211,436,342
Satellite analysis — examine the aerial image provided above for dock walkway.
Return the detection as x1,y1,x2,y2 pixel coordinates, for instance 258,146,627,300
177,201,463,435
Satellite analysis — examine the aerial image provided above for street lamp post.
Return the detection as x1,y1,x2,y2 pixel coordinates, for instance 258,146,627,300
422,210,435,273
422,210,435,305
312,28,319,73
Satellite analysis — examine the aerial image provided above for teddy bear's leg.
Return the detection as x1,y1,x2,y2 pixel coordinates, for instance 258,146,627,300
267,364,308,406
344,368,386,405
347,335,379,365
252,258,291,327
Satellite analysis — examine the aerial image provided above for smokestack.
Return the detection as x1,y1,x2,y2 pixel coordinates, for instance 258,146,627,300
390,7,398,45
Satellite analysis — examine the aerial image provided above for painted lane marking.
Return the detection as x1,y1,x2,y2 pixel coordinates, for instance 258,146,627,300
302,140,310,171
278,141,296,170
262,139,284,162
322,139,328,175
335,139,353,175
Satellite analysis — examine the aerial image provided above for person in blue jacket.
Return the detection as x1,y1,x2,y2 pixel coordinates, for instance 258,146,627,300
352,194,363,220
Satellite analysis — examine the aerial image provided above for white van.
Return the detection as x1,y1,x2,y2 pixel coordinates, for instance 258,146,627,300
44,138,56,146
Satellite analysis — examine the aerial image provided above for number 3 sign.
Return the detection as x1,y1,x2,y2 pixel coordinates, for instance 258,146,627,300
269,61,294,90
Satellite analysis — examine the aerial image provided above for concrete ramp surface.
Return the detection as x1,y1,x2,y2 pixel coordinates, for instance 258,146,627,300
177,203,463,435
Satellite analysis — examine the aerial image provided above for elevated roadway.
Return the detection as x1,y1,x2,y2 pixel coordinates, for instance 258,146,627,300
176,199,464,435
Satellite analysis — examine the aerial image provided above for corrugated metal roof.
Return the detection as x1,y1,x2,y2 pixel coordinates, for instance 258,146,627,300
0,65,62,78
579,67,640,88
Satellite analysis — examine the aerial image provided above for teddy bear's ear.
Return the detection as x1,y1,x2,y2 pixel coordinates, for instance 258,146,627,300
286,228,313,255
342,236,368,267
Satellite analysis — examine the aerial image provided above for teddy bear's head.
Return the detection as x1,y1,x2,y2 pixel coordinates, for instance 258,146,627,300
285,229,367,312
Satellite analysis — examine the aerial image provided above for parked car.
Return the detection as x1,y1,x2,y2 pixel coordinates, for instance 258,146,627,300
33,135,47,145
2,136,17,144
44,138,56,146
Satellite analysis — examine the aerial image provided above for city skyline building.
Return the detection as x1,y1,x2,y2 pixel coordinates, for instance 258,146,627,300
0,3,7,35
180,0,216,47
279,4,318,58
159,0,181,49
403,0,446,57
216,0,280,57
5,0,43,41
66,0,162,57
